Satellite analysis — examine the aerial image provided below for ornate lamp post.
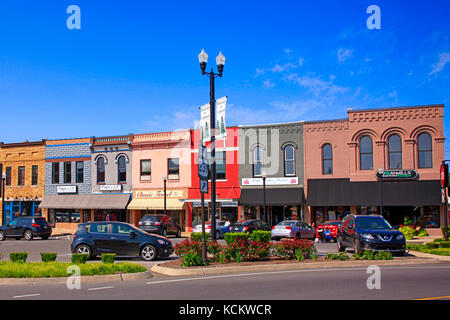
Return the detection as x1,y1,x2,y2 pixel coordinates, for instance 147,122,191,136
198,48,225,241
163,176,167,217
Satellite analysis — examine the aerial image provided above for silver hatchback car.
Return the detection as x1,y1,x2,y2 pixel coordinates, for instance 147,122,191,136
271,220,315,241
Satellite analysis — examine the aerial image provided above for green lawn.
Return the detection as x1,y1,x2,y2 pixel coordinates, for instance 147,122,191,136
407,244,450,256
0,261,147,278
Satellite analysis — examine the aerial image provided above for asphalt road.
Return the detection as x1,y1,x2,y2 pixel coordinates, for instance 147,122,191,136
1,263,449,300
0,234,340,266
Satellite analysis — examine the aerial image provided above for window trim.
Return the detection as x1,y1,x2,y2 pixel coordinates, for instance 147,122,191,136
252,146,263,177
140,159,151,181
359,135,373,170
63,162,72,184
97,157,106,184
76,161,84,184
167,158,180,180
284,145,296,177
322,143,333,175
417,132,433,169
117,155,127,183
52,162,60,184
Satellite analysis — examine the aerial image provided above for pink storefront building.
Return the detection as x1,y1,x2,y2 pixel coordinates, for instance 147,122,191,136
127,130,191,230
304,104,446,230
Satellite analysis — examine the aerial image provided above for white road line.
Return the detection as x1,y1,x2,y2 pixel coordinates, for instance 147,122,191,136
88,286,115,291
146,265,450,285
13,294,41,299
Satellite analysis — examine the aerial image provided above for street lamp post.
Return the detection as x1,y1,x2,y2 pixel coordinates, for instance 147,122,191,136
163,176,167,217
2,172,5,225
198,49,225,241
262,170,267,223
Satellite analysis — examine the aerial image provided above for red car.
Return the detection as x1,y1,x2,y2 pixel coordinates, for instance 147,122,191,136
315,220,341,242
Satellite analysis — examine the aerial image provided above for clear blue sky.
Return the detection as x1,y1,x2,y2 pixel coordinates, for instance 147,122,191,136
0,1,449,156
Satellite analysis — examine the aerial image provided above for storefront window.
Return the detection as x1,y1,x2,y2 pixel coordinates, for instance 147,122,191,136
94,210,126,222
360,136,373,170
118,156,127,182
55,209,80,223
418,133,432,168
388,134,402,169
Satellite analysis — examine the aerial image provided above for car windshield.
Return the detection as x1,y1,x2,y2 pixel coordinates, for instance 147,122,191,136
356,217,392,230
278,221,296,226
142,216,161,222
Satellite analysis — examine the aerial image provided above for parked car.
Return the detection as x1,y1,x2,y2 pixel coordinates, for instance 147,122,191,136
271,220,315,241
228,219,270,234
315,220,341,242
337,214,406,255
0,217,52,241
192,220,230,239
137,214,182,237
71,221,173,261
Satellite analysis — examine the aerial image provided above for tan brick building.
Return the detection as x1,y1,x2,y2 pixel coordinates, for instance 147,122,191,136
0,140,46,225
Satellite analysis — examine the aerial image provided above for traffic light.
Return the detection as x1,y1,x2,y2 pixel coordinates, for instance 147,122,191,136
441,163,449,188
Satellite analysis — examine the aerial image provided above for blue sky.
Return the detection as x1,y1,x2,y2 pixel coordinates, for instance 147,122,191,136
0,1,449,155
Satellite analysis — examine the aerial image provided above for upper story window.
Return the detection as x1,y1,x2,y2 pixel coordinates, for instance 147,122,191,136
388,134,402,169
322,144,333,175
76,161,84,183
418,132,432,168
32,165,38,185
52,162,59,184
97,157,105,183
117,155,127,183
360,136,373,170
5,166,11,186
18,166,25,186
284,145,295,176
252,146,263,177
168,158,180,180
140,159,151,181
64,162,72,184
207,151,226,180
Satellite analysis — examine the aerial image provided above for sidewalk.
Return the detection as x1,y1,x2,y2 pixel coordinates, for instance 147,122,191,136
407,236,443,244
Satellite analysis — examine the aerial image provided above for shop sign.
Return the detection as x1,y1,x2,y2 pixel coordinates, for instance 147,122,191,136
375,169,418,180
57,185,77,194
99,184,122,191
135,189,185,199
242,177,299,186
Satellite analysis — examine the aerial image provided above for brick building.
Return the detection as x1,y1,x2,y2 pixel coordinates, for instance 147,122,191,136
0,140,46,225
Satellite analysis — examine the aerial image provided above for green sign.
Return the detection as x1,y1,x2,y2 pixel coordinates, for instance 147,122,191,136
375,169,418,180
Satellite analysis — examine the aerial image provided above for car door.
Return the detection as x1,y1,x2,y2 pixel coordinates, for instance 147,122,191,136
12,218,25,237
5,218,19,237
89,223,111,253
110,224,140,256
301,222,314,239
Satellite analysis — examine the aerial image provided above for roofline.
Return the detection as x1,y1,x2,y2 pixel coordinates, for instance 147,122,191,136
0,140,46,148
347,103,444,113
238,121,305,128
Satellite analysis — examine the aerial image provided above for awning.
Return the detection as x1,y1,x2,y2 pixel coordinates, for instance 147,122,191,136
306,179,442,206
39,194,131,210
239,188,304,206
127,198,186,210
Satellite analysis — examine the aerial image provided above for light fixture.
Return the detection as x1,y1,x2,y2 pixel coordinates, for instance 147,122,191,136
216,51,225,77
198,49,208,74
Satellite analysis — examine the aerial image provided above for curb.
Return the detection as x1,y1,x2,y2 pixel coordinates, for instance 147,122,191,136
0,271,152,286
150,257,441,277
407,250,450,262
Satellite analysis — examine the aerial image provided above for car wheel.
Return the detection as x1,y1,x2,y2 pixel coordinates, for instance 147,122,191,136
141,245,157,261
0,231,5,241
75,244,92,259
24,230,33,241
354,238,362,254
337,237,346,252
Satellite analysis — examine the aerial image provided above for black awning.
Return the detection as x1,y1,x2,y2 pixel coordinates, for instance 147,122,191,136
239,188,304,206
306,179,442,207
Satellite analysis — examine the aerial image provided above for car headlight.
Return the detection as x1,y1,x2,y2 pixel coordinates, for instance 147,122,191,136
157,239,168,245
360,233,374,240
396,234,404,240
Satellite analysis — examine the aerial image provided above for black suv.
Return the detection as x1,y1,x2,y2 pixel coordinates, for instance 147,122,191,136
138,214,182,237
228,219,270,234
337,214,406,255
0,217,52,241
71,221,173,261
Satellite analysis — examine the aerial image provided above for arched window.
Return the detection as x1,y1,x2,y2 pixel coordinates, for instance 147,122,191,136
360,136,373,170
118,155,127,183
418,133,432,168
322,144,333,174
388,134,402,169
97,157,105,183
284,145,295,176
252,146,263,177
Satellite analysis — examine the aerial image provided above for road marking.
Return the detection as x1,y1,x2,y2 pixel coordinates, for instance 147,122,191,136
88,286,115,291
147,265,450,285
13,294,41,299
414,295,450,300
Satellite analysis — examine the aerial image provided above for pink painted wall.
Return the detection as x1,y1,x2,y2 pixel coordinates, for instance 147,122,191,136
131,130,191,190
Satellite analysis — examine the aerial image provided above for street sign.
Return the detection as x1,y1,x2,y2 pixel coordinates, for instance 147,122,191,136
198,144,209,179
200,179,208,194
375,169,418,180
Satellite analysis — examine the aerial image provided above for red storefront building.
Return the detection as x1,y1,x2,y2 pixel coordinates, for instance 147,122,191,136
186,127,241,231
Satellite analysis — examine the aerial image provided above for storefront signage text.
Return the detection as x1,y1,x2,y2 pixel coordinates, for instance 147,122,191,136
99,184,122,191
375,169,418,180
242,177,299,186
57,185,77,194
135,190,185,199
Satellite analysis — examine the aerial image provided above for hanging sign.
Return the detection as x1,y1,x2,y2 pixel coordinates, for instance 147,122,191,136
216,96,227,139
375,169,418,180
200,103,210,143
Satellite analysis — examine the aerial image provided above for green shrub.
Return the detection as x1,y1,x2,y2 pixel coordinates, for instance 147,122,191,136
440,241,450,248
275,239,315,260
374,251,393,260
249,230,271,243
10,252,28,263
101,253,116,264
224,232,249,245
399,226,415,240
40,253,57,262
180,251,206,267
71,253,89,264
190,232,210,242
353,250,392,260
416,229,428,237
326,252,349,260
425,242,440,249
441,226,450,235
